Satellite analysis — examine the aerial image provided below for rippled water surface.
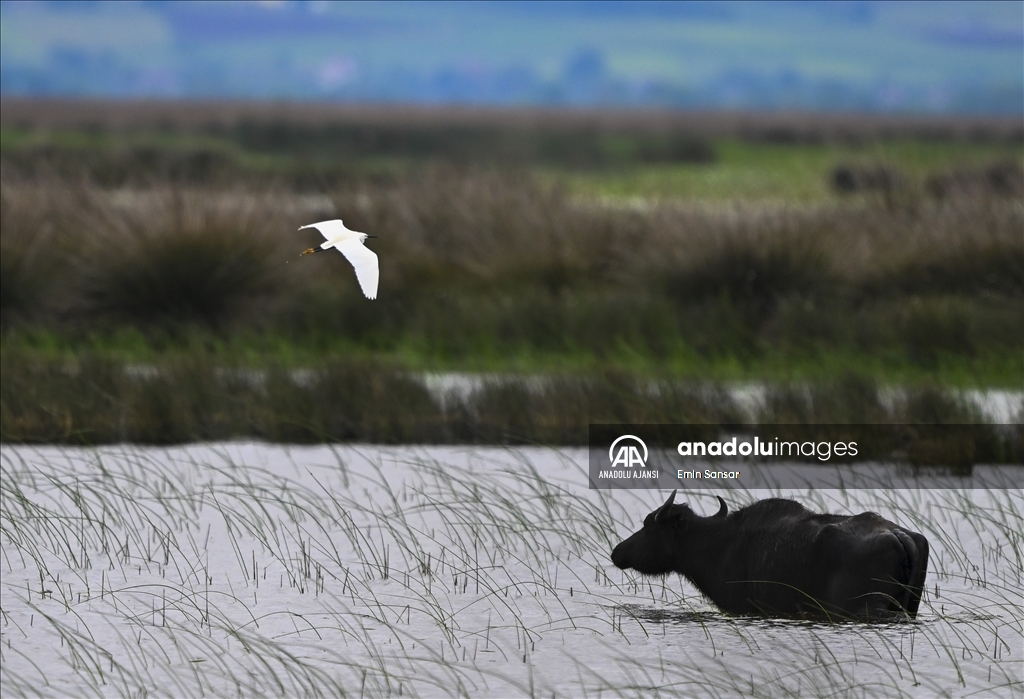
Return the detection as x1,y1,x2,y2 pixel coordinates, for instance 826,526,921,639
1,444,1021,697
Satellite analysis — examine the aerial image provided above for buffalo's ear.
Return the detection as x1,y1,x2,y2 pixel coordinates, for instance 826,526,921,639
715,496,728,518
654,490,677,524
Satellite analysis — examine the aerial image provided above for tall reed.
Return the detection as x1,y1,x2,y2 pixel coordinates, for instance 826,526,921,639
1,169,1020,367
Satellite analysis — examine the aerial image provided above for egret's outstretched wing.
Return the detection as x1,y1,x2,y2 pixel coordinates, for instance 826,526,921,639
333,238,379,299
299,219,346,248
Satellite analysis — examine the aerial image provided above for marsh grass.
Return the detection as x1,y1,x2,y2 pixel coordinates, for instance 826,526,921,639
75,224,282,327
260,360,445,443
55,184,293,330
0,225,55,325
1,171,1021,375
4,353,725,444
1,108,1021,384
0,117,719,188
1,443,1021,697
2,352,1020,459
0,180,71,325
458,372,743,444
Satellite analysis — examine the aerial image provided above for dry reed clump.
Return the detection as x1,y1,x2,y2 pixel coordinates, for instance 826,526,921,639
862,204,1024,297
0,180,303,330
0,170,1020,367
75,223,280,328
641,206,836,318
328,165,1016,305
71,187,297,329
0,183,65,325
327,166,630,293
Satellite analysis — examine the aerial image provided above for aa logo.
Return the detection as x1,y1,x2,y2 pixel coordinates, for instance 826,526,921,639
609,435,648,469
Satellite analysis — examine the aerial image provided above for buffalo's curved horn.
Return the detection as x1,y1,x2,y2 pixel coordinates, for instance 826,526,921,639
654,490,677,523
714,496,728,518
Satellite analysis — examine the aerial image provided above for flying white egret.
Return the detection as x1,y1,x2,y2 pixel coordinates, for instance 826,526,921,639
299,219,378,299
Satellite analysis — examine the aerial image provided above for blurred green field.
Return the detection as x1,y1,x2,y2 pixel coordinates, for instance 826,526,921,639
555,138,1019,202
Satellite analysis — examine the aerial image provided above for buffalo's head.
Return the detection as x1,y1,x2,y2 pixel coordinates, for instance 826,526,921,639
610,490,727,575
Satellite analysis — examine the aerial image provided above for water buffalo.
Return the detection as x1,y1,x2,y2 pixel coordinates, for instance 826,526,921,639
611,491,929,621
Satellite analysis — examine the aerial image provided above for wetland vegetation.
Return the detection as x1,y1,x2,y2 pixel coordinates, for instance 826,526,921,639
1,100,1021,443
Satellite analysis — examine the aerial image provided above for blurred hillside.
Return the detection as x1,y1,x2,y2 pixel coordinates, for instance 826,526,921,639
2,1,1021,113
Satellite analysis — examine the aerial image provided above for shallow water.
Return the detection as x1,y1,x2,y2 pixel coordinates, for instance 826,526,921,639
420,374,1024,424
1,444,1021,698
